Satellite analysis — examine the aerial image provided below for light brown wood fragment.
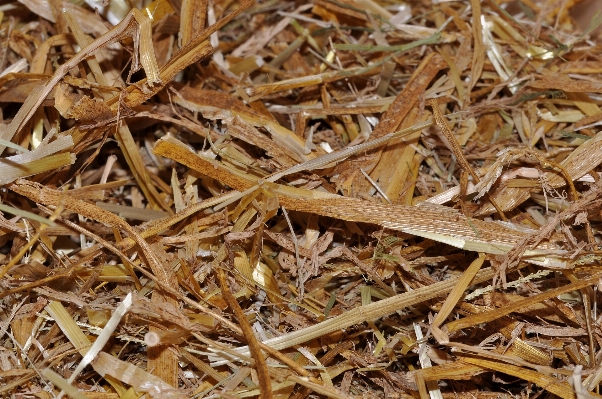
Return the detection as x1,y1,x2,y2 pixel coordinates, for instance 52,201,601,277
529,73,602,93
95,202,169,221
82,394,120,399
313,0,366,21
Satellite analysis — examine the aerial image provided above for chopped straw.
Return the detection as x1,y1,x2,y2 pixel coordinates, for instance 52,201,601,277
3,0,602,398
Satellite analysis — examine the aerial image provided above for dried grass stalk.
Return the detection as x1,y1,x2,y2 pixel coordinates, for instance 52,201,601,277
5,0,602,398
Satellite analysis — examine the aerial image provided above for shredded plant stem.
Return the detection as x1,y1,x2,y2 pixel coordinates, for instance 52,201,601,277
4,0,602,398
217,269,273,399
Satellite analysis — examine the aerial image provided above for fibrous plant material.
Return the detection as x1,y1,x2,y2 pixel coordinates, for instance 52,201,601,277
4,0,602,398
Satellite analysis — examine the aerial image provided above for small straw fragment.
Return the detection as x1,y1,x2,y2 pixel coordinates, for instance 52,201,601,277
57,293,133,399
42,369,89,399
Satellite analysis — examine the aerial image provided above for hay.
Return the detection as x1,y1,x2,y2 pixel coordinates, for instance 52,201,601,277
2,0,602,398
